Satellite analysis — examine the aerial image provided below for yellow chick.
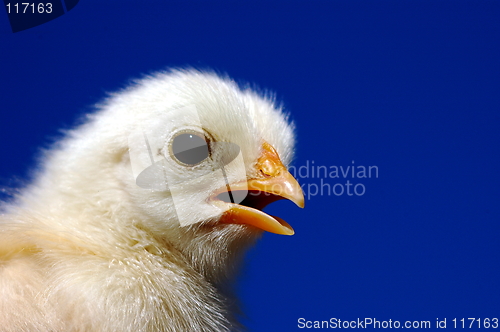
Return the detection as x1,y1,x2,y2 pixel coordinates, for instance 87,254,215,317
0,69,304,332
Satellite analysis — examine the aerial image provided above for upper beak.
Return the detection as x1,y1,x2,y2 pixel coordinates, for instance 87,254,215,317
215,142,304,235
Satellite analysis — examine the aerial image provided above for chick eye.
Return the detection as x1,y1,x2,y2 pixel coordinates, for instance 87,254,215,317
170,132,210,166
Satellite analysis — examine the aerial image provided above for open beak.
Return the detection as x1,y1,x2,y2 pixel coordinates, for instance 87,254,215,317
214,142,304,235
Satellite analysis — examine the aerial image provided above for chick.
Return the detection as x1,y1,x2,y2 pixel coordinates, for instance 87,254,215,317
0,69,304,332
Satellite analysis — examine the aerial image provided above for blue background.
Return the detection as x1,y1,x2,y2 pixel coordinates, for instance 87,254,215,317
1,1,499,330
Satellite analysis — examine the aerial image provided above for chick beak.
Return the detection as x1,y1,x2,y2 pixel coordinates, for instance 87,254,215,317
217,142,304,235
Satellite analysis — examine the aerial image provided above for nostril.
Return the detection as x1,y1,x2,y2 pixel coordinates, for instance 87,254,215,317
260,169,271,178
